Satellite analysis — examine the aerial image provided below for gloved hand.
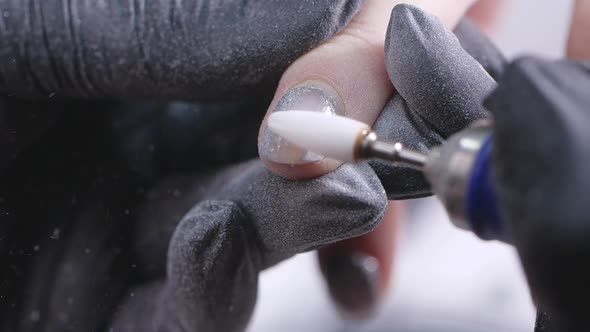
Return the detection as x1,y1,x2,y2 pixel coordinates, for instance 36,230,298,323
369,4,506,199
0,103,385,332
1,0,365,173
110,160,386,331
488,58,590,331
0,0,363,101
377,4,590,331
488,1,590,327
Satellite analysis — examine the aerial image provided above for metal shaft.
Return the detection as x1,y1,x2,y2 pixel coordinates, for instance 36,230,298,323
358,131,427,169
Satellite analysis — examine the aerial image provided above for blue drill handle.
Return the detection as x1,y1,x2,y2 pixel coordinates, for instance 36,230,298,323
465,135,506,241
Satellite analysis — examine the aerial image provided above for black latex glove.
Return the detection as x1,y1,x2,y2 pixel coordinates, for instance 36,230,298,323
110,160,386,332
377,5,590,330
1,103,386,332
0,0,363,101
0,0,364,173
488,59,590,331
0,3,512,332
370,4,507,199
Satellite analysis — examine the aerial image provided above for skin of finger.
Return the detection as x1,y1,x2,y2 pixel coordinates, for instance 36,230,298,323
567,0,590,59
259,0,477,179
318,201,402,295
465,0,508,34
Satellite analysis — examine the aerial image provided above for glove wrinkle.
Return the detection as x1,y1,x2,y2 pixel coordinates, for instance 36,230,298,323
111,201,259,332
1,0,364,101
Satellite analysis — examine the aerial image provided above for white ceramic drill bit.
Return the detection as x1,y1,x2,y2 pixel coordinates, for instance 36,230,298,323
266,110,427,169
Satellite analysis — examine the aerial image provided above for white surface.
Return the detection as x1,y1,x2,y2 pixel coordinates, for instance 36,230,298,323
491,0,574,59
248,1,574,331
267,111,369,162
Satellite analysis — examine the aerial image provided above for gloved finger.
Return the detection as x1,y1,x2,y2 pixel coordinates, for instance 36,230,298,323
1,0,363,101
386,4,495,138
216,160,388,267
258,0,476,180
370,5,502,199
317,201,401,318
567,0,590,59
111,201,258,332
122,159,387,331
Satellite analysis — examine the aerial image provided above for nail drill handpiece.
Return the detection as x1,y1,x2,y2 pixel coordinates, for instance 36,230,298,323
357,120,502,241
267,111,502,241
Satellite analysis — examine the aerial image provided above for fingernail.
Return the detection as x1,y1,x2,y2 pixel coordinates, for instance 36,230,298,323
323,253,380,319
259,81,344,164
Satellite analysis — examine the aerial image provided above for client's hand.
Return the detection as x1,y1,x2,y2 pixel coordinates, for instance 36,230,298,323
257,0,506,317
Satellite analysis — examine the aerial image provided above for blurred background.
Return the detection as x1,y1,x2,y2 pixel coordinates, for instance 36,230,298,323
247,1,575,331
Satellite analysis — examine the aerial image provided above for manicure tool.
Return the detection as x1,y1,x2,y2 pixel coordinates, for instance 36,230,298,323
268,110,502,241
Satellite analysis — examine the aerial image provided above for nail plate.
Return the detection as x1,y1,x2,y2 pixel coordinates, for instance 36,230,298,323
259,81,344,164
323,253,380,318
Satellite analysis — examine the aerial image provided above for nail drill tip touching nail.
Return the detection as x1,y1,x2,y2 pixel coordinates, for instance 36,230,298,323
259,81,344,164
